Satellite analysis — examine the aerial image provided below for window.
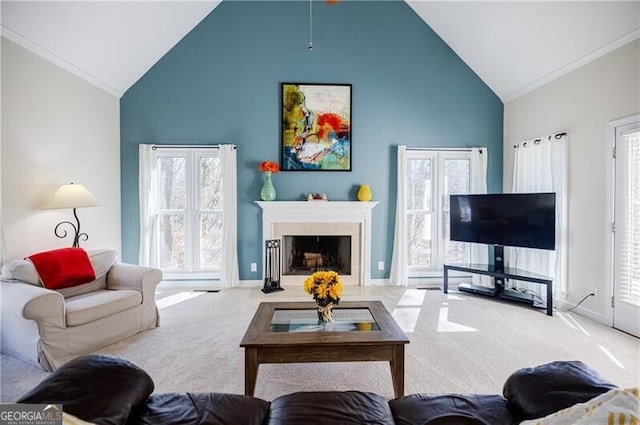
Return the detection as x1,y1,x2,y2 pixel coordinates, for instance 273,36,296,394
154,148,223,279
406,150,471,276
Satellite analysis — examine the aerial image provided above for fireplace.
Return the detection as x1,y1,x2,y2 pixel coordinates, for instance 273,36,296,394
283,235,352,275
257,201,378,285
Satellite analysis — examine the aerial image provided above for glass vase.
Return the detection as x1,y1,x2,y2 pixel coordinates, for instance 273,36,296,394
316,302,334,323
260,171,276,201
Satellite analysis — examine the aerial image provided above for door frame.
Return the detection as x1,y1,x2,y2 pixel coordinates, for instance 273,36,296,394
605,113,640,327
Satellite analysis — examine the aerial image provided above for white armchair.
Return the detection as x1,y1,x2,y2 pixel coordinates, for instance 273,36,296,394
1,249,162,371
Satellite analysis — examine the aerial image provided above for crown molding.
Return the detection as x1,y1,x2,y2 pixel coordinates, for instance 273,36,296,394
1,26,123,98
504,29,640,103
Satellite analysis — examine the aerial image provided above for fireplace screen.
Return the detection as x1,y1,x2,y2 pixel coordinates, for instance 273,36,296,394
283,235,351,275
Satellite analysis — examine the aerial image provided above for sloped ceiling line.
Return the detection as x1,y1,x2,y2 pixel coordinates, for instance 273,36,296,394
2,1,639,101
504,29,640,102
1,0,222,98
1,25,122,96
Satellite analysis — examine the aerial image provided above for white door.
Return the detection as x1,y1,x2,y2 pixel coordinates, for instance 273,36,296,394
613,120,640,337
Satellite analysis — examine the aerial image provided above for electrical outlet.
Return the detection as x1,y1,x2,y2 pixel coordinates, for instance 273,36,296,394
378,261,384,271
589,286,598,296
251,263,257,272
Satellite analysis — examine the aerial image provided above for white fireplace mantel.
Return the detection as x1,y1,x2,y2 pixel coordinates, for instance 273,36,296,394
256,201,378,285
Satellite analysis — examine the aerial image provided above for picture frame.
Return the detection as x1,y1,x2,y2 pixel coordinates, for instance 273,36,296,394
281,83,352,171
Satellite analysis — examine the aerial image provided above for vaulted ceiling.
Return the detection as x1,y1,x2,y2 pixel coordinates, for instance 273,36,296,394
2,1,638,101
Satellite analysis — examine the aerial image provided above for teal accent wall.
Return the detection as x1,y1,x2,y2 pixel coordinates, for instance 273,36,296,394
120,0,503,280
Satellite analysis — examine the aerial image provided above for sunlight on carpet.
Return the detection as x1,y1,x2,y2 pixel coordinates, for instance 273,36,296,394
392,308,421,333
598,344,626,370
157,291,205,309
555,311,591,336
437,307,477,333
396,289,426,306
391,289,426,332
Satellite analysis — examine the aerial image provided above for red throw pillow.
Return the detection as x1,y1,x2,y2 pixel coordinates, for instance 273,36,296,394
27,248,96,290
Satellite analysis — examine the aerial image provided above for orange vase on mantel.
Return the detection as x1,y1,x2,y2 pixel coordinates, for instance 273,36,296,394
357,184,372,201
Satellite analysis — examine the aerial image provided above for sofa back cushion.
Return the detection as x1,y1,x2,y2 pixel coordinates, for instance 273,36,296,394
136,392,270,425
267,391,395,425
503,360,617,421
389,393,516,425
57,249,116,298
3,249,117,298
17,354,154,425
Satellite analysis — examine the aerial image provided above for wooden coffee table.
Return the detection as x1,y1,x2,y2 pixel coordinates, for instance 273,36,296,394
239,300,409,398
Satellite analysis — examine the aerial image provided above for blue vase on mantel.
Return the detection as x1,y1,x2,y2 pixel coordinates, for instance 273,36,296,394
260,171,276,201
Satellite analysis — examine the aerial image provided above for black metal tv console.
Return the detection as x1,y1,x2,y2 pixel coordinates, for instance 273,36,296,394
443,263,553,316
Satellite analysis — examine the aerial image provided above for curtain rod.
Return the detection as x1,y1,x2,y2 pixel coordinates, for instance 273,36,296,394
150,144,236,150
406,147,479,152
513,132,567,149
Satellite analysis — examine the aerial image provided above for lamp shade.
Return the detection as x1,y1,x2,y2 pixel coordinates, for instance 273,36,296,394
46,183,98,209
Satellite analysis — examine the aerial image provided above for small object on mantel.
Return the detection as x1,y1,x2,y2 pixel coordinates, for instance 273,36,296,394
306,192,328,201
357,184,372,201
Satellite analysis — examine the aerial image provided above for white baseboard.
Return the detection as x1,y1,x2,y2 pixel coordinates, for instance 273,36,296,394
238,279,398,287
555,299,608,325
160,280,268,290
158,280,221,290
368,278,389,286
232,278,468,288
239,280,262,288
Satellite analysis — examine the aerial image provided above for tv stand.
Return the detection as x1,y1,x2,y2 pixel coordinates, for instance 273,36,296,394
443,263,553,316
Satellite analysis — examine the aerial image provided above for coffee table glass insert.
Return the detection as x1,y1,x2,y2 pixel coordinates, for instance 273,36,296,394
269,308,380,332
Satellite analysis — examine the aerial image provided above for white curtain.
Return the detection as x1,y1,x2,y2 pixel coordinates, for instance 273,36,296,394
139,144,159,267
220,145,239,288
470,148,490,286
470,147,488,264
512,133,568,301
390,145,408,286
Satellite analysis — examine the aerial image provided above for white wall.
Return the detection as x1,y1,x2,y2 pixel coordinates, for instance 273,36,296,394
504,39,639,323
1,37,121,261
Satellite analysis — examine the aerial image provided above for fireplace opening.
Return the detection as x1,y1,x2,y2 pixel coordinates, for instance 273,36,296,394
283,235,351,275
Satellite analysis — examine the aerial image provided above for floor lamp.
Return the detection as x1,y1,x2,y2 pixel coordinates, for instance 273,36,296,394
46,183,98,247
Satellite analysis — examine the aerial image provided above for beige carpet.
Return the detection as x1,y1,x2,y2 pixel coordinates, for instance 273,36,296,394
2,285,639,402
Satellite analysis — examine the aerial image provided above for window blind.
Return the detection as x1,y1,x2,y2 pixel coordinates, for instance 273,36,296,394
616,128,640,306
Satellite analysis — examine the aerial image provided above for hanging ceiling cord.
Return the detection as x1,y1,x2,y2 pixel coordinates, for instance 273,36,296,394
309,0,313,51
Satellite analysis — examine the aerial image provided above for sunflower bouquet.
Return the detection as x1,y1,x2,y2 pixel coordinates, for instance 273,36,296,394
303,270,343,322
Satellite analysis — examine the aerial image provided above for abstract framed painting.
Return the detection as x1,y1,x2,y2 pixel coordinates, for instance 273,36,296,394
281,83,352,171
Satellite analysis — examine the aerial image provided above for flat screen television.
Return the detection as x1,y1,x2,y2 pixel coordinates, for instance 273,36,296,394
449,192,556,252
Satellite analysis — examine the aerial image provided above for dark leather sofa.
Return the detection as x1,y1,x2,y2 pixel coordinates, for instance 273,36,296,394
18,354,616,425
